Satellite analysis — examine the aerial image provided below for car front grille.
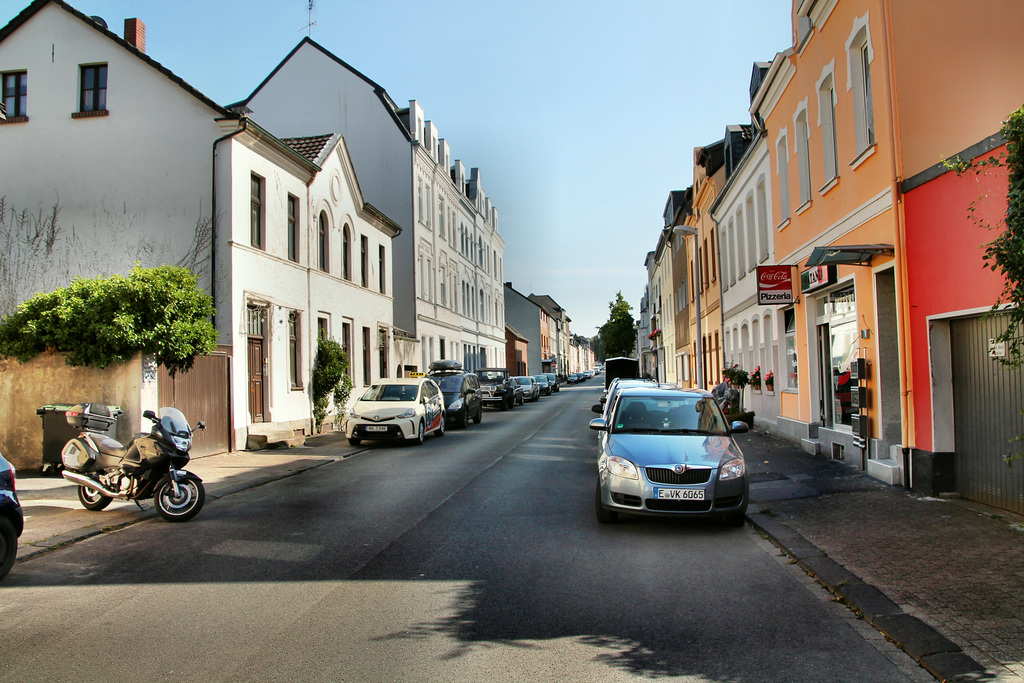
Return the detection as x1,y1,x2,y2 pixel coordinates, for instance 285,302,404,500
645,467,712,485
645,499,713,512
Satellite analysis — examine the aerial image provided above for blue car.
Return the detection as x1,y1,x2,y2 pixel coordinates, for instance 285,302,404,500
0,450,24,582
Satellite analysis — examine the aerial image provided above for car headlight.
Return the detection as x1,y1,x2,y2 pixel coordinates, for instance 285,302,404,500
348,408,358,417
448,398,464,411
719,458,746,481
604,455,639,480
398,409,416,419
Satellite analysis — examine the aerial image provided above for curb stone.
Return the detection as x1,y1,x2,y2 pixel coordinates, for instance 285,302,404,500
746,510,991,682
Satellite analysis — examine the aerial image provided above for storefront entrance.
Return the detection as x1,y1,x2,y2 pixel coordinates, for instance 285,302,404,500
815,285,858,430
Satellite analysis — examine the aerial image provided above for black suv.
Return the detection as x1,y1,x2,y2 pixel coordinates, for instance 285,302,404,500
474,367,518,411
428,360,483,428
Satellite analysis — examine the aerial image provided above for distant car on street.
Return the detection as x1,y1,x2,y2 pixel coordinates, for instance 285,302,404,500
513,376,541,403
533,374,552,396
428,360,483,428
0,449,23,582
475,367,518,411
544,373,560,393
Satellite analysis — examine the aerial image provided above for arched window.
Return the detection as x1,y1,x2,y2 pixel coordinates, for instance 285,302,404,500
342,224,352,281
318,211,329,273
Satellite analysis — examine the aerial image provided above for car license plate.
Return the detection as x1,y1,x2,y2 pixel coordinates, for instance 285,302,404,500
365,425,387,432
655,488,704,500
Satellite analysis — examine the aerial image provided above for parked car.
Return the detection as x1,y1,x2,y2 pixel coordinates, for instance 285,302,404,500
428,360,483,428
475,367,518,411
533,374,552,396
513,376,541,402
0,449,23,582
544,373,560,393
590,386,750,526
346,377,445,446
567,373,580,384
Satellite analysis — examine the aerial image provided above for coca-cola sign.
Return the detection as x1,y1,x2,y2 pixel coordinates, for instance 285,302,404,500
757,265,795,305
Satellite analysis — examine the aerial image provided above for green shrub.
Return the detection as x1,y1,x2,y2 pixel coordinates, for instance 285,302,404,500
312,336,353,431
0,264,216,374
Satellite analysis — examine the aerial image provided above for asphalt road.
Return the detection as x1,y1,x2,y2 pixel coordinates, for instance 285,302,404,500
0,383,929,682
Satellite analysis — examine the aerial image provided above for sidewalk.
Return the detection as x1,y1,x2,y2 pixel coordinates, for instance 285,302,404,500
12,431,361,562
740,430,1024,683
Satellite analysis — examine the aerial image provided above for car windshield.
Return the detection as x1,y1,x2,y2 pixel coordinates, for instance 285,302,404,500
361,384,419,402
534,376,548,383
435,375,464,392
612,396,728,435
515,377,533,385
477,371,506,383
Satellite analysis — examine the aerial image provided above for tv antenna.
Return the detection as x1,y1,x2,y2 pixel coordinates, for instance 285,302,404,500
299,0,317,36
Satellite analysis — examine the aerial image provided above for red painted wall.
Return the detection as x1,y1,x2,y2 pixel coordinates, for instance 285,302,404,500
904,146,1010,451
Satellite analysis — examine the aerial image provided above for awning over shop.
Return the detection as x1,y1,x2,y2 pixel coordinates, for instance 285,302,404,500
805,244,894,267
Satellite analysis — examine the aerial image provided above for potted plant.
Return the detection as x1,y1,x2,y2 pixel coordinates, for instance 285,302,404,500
765,370,774,392
750,365,762,391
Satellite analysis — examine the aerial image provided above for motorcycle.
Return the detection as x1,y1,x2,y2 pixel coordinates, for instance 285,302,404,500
60,403,206,522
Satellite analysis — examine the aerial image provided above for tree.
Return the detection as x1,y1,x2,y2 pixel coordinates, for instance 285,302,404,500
598,292,635,358
312,336,354,432
0,264,217,374
590,334,604,362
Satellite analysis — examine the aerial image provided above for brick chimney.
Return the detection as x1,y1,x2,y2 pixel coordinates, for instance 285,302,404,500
124,18,145,53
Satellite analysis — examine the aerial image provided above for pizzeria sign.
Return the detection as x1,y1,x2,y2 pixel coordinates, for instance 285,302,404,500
757,265,795,305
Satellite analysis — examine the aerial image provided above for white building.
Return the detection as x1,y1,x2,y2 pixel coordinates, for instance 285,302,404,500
0,1,402,449
711,86,781,426
236,40,506,375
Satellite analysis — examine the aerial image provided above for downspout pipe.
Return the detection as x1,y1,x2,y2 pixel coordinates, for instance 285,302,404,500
880,0,914,460
210,117,249,334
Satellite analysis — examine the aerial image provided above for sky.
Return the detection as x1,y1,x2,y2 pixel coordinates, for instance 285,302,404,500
0,0,793,339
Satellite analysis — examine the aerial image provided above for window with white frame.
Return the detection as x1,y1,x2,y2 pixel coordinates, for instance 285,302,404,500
776,133,791,222
756,179,769,261
735,208,746,280
846,16,876,154
795,107,812,206
727,219,737,285
745,194,757,271
818,70,839,181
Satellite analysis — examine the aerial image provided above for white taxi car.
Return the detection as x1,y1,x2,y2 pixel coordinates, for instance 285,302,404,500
346,376,446,446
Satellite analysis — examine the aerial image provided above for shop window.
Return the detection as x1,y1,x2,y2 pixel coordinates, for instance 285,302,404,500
784,308,798,389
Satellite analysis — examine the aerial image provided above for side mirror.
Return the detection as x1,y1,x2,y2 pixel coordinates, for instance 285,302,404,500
730,420,750,434
589,418,608,432
196,421,207,431
143,410,156,420
591,404,603,414
600,396,607,404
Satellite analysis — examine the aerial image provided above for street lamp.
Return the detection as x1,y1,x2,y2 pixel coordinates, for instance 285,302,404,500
672,225,704,390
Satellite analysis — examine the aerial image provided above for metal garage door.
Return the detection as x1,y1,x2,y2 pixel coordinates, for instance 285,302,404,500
951,314,1024,513
159,353,231,457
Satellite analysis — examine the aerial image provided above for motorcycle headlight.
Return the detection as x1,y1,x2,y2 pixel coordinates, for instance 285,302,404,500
719,458,746,481
171,435,191,451
448,398,464,411
398,409,416,419
604,455,639,480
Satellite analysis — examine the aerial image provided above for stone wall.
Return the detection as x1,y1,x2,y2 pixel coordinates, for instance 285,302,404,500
0,352,146,471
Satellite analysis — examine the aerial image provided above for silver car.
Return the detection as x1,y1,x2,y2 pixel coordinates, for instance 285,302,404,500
590,386,749,526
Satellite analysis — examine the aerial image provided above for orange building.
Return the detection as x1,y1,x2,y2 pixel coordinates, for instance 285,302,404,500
753,0,1024,509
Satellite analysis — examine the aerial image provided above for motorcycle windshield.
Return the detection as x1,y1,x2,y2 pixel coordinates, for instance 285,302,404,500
158,407,192,436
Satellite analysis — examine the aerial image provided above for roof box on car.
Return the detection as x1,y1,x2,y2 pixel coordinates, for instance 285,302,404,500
428,359,463,372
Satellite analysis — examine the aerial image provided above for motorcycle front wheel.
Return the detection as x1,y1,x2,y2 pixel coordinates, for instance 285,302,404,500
78,485,113,511
154,478,205,522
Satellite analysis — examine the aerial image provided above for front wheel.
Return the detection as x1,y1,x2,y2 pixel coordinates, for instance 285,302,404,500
412,420,425,446
595,482,618,524
155,477,205,522
473,406,482,424
435,417,446,438
348,437,362,446
78,485,113,511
